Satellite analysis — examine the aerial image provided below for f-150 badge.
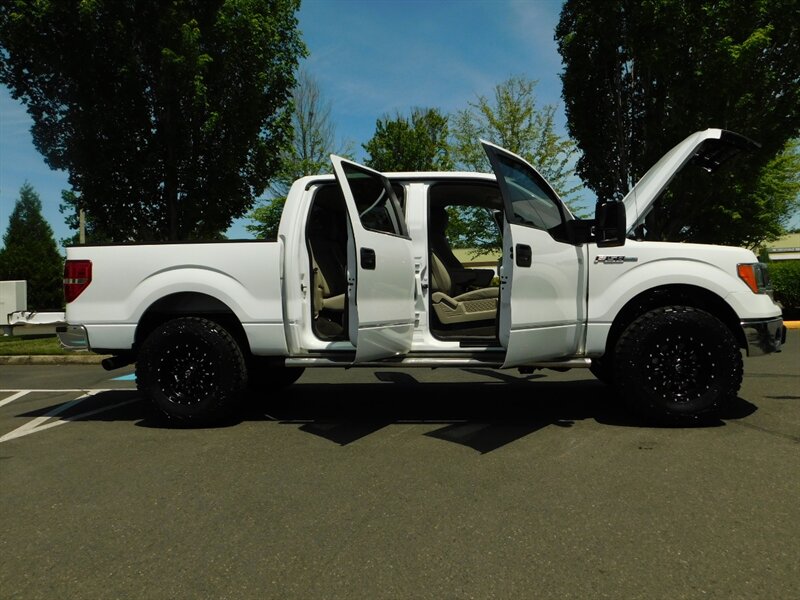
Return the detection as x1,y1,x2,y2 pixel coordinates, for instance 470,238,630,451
594,255,639,264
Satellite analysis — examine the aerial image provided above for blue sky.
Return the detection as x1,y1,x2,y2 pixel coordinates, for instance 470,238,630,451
2,0,794,249
0,0,578,248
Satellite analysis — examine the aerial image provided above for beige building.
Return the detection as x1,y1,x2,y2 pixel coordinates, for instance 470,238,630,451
453,248,502,275
765,232,800,262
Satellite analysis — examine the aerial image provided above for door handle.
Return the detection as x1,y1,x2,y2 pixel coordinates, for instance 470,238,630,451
515,244,532,268
360,247,376,270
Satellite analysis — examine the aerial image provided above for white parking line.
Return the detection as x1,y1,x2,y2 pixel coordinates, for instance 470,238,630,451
0,390,138,444
0,389,112,409
0,389,111,393
0,391,30,408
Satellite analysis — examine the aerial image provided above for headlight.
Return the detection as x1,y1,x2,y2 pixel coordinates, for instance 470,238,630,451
737,262,772,296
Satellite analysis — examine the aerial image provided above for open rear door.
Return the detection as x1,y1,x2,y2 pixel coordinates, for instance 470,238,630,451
330,156,415,362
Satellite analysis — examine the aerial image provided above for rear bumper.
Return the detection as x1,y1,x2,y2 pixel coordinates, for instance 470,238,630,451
56,324,90,351
741,317,786,356
4,311,66,337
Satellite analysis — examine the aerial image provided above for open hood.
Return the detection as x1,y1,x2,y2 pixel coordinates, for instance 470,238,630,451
622,128,760,232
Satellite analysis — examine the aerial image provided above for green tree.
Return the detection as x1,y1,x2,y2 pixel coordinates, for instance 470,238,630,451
246,69,352,239
737,139,800,247
364,108,498,252
364,107,453,171
768,260,800,312
450,76,580,204
556,0,800,245
0,184,64,309
57,189,107,247
446,77,581,254
0,0,306,242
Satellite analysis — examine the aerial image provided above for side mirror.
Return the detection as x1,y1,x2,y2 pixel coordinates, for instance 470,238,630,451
595,201,626,248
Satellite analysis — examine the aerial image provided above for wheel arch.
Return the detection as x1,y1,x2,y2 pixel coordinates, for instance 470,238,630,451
134,292,249,355
604,284,746,356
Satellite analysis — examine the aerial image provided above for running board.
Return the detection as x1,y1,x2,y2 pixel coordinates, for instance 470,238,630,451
284,355,592,369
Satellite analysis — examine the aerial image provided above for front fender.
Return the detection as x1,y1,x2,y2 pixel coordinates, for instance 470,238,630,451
588,257,746,324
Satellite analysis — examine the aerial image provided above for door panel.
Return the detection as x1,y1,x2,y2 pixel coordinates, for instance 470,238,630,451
499,222,585,366
331,156,415,362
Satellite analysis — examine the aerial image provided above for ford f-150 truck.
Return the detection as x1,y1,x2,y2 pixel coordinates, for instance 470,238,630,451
59,129,786,423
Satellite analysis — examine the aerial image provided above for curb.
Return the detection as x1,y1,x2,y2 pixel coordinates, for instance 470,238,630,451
786,321,800,330
0,354,111,365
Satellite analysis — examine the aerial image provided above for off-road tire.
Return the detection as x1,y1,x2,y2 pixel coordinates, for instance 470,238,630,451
136,317,247,423
614,306,742,422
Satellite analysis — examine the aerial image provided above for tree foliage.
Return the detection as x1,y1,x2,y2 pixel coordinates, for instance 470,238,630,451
742,139,800,245
445,77,580,254
768,259,800,312
363,107,453,171
0,0,306,242
0,184,64,309
450,76,580,204
362,107,493,252
246,196,287,241
556,0,800,245
246,69,351,239
57,189,107,247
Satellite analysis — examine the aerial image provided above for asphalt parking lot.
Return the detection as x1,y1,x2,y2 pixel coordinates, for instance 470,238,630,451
1,331,798,599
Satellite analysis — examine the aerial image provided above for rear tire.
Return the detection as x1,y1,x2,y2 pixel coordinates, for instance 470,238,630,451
136,317,247,424
614,306,742,422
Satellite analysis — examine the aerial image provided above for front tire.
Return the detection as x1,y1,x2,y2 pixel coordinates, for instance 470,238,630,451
136,317,248,423
614,306,742,422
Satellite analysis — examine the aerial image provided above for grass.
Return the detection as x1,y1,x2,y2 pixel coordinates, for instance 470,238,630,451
0,334,71,355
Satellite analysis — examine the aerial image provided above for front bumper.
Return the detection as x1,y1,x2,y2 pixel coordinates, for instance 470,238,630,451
741,317,786,356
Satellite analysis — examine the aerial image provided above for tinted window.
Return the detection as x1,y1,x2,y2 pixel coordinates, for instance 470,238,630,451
495,154,564,231
342,163,407,236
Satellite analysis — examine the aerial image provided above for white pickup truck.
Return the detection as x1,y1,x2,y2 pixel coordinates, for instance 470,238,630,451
59,129,786,423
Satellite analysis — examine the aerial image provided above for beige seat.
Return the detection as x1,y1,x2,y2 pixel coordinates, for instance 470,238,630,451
429,206,494,294
311,255,345,317
307,201,348,321
430,252,499,324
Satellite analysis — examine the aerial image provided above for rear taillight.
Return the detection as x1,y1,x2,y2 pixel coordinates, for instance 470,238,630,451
64,260,92,303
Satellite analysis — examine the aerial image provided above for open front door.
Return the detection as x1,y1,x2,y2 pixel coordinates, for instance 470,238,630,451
481,141,587,368
330,156,415,362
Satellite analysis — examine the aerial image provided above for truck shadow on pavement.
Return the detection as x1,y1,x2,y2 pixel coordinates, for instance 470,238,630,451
10,371,758,453
238,373,757,453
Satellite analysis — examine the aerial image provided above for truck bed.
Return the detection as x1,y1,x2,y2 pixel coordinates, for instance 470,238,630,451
65,240,286,354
